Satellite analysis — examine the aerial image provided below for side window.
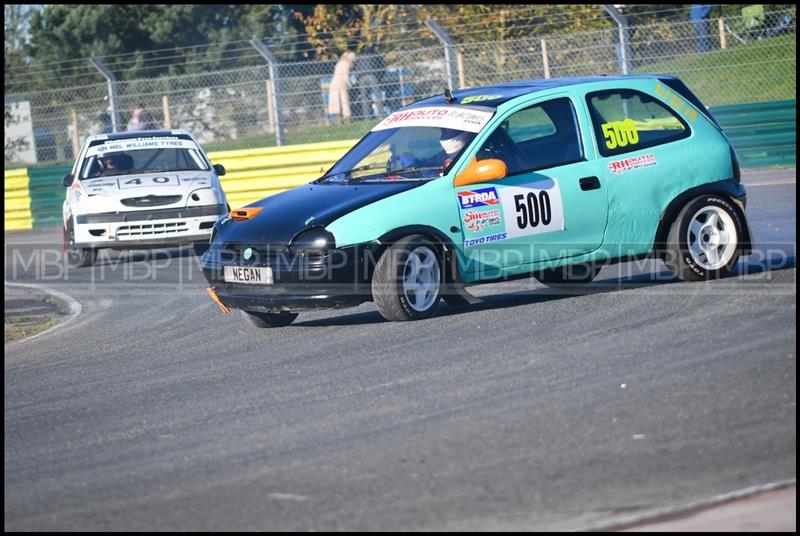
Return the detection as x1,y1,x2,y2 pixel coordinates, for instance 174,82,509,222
587,90,690,157
477,97,583,175
82,157,99,179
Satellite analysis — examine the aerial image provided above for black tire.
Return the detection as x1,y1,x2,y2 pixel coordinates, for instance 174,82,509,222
663,195,745,281
64,221,97,268
241,310,298,328
534,263,600,289
372,234,442,321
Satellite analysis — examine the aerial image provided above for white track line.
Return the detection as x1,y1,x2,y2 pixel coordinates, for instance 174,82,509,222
744,178,796,187
584,478,797,531
4,281,83,347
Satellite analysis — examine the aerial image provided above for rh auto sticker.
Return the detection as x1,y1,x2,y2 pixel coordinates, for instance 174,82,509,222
370,106,494,133
608,153,657,174
462,209,501,232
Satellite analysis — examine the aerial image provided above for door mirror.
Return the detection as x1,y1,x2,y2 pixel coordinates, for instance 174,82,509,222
454,157,507,187
62,174,74,187
213,163,226,176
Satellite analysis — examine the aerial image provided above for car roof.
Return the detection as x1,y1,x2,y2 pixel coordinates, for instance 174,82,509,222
409,74,681,108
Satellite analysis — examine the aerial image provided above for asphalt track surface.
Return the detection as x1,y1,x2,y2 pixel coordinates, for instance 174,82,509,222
4,168,796,531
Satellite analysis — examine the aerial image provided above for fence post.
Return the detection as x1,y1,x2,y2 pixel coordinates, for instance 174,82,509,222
456,50,466,89
250,36,284,146
70,108,80,157
89,56,120,132
541,38,551,79
603,5,631,75
265,80,276,133
425,18,458,91
718,17,727,50
162,95,172,129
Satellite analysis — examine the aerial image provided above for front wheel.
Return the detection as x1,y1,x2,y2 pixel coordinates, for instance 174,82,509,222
241,310,298,328
663,195,744,281
372,235,442,321
64,222,96,268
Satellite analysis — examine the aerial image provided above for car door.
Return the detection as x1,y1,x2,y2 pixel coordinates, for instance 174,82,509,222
454,95,608,277
584,87,694,257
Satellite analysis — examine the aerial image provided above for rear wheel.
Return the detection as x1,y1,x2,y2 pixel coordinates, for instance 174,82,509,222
663,195,744,280
372,235,442,321
241,310,298,328
64,221,96,268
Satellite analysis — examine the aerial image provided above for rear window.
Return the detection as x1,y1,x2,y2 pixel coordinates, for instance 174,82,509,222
586,90,690,157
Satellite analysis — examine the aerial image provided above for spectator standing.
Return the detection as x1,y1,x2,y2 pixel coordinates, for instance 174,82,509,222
127,103,156,131
354,46,387,119
98,104,113,133
690,4,713,53
328,51,357,124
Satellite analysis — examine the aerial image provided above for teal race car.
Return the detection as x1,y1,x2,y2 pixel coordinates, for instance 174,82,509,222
202,74,751,327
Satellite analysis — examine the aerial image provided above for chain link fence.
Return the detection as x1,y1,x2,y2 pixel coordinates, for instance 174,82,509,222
5,7,795,167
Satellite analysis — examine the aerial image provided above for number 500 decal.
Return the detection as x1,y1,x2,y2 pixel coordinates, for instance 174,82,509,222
601,119,639,150
514,191,551,230
499,180,564,240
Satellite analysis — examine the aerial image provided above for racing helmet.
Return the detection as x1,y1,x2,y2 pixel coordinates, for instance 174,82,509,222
439,128,471,155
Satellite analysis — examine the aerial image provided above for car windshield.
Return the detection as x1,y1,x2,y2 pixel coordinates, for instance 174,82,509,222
319,105,495,184
79,137,210,179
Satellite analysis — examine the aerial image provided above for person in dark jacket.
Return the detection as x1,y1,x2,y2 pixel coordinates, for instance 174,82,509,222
354,46,387,119
690,4,713,53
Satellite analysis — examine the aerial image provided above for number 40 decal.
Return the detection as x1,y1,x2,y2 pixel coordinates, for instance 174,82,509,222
125,177,171,185
119,176,175,188
601,119,639,150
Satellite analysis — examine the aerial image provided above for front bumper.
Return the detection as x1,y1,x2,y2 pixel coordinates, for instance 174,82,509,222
73,204,225,248
201,242,380,313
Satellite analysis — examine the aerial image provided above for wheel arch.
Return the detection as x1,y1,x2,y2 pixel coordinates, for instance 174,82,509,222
653,179,753,254
376,225,462,285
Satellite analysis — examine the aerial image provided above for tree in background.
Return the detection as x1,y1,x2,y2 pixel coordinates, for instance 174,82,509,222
9,3,796,92
15,5,296,91
4,4,38,72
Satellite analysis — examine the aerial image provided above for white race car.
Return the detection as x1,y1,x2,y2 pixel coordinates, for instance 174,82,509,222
62,130,229,267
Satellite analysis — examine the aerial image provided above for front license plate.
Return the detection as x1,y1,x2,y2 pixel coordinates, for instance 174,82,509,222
224,266,273,285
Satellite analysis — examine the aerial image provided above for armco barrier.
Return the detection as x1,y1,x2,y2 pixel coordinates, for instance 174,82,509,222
4,168,33,231
3,139,357,231
208,139,357,209
28,165,72,230
710,99,796,168
4,101,795,232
